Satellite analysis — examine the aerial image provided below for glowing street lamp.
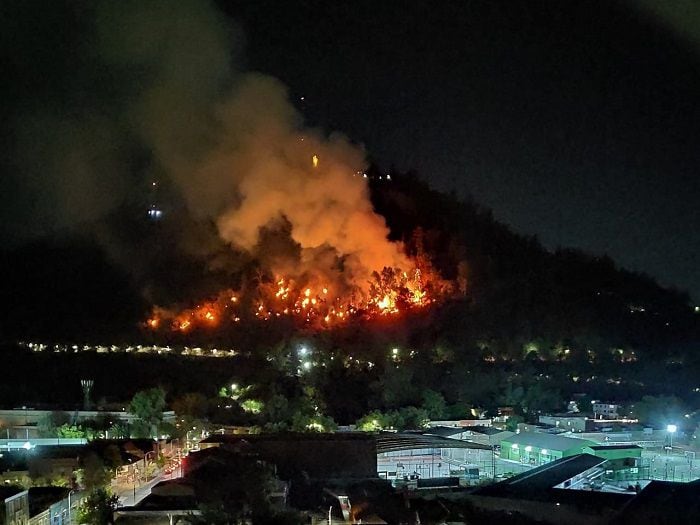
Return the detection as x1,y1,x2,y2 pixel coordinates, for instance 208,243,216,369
667,424,677,453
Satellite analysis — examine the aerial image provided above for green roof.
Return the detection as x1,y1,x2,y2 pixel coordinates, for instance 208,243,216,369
502,432,594,452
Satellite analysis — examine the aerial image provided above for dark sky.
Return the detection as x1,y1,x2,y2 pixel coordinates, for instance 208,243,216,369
1,0,698,302
222,0,700,300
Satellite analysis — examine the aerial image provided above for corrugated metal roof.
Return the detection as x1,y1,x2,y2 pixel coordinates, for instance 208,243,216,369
376,433,492,453
501,432,594,451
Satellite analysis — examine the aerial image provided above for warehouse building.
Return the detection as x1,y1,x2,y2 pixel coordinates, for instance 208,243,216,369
500,432,595,465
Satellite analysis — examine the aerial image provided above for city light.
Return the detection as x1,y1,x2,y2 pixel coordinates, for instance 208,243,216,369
541,449,548,455
511,443,518,449
667,424,677,433
525,445,532,452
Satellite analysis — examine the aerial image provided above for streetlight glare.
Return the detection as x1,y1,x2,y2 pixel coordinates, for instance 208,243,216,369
667,424,677,433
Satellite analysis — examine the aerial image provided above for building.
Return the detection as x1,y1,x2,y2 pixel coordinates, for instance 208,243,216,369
469,454,635,525
1,487,29,525
27,487,72,525
375,432,491,482
114,480,200,524
424,426,514,447
616,478,700,524
592,402,620,419
582,445,645,481
0,410,175,440
200,432,378,480
500,432,595,465
469,451,700,524
539,414,590,432
582,444,642,461
427,418,491,428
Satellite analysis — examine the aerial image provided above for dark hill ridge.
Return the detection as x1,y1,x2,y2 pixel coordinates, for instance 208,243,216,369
370,170,698,360
1,171,697,362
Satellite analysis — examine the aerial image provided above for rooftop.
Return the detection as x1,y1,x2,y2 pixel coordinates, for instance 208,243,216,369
477,454,607,497
28,487,70,517
377,433,492,453
503,432,594,451
201,432,374,444
474,454,634,512
587,444,642,451
0,486,25,501
618,479,700,524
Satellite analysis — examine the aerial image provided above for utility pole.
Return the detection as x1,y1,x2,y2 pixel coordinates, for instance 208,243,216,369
492,445,496,479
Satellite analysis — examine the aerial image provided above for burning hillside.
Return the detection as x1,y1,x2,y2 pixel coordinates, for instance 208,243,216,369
0,0,462,336
146,242,456,333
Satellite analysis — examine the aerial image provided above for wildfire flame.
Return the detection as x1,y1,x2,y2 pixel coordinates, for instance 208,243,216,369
144,260,454,334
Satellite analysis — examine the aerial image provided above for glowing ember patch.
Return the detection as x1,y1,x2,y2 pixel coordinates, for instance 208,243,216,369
143,259,456,332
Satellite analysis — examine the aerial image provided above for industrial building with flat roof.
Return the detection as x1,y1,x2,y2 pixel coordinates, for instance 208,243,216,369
500,432,595,465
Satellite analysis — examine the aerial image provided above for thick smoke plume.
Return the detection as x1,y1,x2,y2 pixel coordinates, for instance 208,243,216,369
4,0,410,297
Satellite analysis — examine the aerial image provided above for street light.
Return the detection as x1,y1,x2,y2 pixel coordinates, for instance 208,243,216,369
67,489,76,523
667,424,677,454
186,427,197,451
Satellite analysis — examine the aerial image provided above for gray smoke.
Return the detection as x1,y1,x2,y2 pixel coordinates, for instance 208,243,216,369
3,0,408,295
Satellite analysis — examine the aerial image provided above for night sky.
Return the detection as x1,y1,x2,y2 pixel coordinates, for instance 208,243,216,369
1,0,698,300
224,0,700,300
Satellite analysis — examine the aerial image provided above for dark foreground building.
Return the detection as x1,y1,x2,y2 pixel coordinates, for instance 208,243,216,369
199,432,378,480
468,453,700,525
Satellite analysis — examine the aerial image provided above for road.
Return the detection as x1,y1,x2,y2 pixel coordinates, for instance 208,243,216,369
114,473,165,507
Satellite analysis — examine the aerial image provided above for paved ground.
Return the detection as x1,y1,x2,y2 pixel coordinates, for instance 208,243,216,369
114,473,165,507
642,450,700,482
